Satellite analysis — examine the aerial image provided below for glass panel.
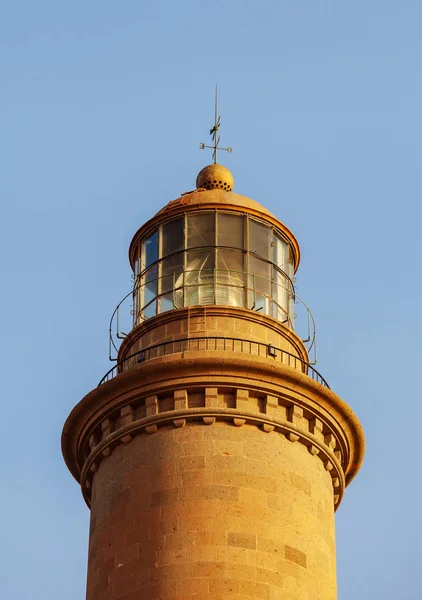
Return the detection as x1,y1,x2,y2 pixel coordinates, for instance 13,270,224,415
187,213,215,248
143,300,157,319
134,242,141,276
185,250,215,285
142,230,158,269
215,249,245,308
215,285,245,307
161,254,184,294
216,249,245,285
248,255,271,296
217,213,244,248
159,296,175,314
249,219,271,260
133,280,141,325
174,288,183,309
274,234,289,273
185,249,215,306
288,246,295,280
142,265,158,305
162,218,184,256
248,290,269,315
273,268,289,321
185,285,214,306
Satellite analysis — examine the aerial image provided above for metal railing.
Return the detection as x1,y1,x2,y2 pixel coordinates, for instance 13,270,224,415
108,270,317,364
98,336,329,388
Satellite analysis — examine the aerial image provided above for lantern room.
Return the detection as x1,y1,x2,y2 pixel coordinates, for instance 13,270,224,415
131,209,296,325
127,165,301,332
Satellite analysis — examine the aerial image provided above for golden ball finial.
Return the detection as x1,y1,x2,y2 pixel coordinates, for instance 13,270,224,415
196,164,234,192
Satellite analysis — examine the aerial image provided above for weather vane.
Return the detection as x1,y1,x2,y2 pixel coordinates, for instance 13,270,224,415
200,84,232,164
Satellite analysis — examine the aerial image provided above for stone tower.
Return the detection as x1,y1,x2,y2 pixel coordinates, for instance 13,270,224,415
62,163,364,600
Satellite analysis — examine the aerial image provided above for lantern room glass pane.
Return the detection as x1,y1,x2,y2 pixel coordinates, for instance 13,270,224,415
216,249,245,283
142,265,158,304
273,268,289,321
162,218,184,256
185,249,215,306
134,242,141,276
248,291,269,315
216,249,245,308
288,246,295,280
186,285,214,306
248,255,271,296
161,254,184,294
217,213,244,248
215,286,245,307
249,219,271,260
274,234,289,273
187,213,215,248
159,296,175,314
248,255,271,316
143,300,157,319
185,250,215,285
142,230,158,269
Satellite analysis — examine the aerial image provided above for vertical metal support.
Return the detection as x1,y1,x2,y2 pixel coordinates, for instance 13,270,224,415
312,334,317,366
253,274,256,309
213,84,218,164
187,301,190,337
108,326,113,362
307,307,311,343
157,224,163,316
172,272,177,309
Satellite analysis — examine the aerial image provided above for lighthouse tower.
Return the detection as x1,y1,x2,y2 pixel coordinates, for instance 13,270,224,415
62,162,364,600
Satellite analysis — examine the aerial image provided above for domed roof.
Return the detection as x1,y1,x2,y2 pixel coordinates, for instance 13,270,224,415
154,187,276,221
130,164,300,271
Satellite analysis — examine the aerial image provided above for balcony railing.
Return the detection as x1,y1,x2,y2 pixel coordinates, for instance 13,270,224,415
108,271,317,363
98,336,329,388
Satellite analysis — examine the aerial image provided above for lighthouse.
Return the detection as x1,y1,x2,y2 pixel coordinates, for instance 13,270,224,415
62,159,364,599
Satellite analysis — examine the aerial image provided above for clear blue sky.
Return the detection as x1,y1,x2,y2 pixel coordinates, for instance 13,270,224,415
1,1,421,598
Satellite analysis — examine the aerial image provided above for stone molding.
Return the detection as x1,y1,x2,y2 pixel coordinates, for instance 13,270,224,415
80,405,346,509
62,352,364,511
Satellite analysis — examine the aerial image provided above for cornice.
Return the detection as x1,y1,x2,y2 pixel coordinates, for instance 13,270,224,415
80,407,346,509
62,353,364,511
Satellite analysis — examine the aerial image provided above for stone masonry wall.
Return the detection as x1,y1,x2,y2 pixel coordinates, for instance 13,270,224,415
87,422,336,600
